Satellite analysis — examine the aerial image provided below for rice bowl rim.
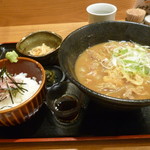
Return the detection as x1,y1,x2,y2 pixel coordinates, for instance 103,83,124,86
0,57,46,113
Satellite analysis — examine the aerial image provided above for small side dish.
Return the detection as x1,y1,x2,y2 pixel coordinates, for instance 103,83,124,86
16,31,62,65
45,65,66,89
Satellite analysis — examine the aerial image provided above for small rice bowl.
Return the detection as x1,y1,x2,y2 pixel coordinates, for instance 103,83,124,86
0,72,41,110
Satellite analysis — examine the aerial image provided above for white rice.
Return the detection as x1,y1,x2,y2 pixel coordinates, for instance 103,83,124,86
0,72,41,110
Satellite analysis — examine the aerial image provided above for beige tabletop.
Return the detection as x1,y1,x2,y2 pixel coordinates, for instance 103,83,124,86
0,22,88,43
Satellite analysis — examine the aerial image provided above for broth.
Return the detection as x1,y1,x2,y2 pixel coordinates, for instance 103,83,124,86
75,41,150,100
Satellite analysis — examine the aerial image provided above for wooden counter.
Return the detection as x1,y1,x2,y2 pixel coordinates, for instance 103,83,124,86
0,22,87,43
0,0,136,26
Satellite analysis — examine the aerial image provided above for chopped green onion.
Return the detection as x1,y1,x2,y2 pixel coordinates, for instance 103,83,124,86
111,43,150,76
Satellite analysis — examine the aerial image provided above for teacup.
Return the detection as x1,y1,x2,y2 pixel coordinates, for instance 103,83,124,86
86,3,117,23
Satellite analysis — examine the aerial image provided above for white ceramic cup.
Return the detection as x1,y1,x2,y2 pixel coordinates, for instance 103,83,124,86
86,3,117,24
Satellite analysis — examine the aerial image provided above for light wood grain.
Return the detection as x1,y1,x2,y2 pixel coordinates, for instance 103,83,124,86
0,0,136,26
1,139,150,150
0,22,87,43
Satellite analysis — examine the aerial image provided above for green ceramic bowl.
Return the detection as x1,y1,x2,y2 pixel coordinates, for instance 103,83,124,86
16,31,62,66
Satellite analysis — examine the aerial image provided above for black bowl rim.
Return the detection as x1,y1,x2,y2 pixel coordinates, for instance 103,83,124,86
58,21,150,105
45,65,66,90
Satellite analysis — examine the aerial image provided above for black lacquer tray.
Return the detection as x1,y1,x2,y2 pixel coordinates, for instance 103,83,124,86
0,43,150,143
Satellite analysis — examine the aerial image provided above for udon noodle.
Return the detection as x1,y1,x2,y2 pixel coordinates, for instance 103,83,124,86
75,41,150,100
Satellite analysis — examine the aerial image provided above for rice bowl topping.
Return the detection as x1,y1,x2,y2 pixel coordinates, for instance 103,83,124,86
0,70,41,110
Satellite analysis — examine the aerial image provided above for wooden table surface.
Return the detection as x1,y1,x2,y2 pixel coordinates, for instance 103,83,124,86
0,0,136,26
0,21,150,150
0,22,88,43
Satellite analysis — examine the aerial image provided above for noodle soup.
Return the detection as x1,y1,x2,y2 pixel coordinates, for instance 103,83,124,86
75,41,150,100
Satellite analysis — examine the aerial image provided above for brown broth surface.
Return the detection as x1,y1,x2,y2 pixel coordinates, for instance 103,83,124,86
75,41,150,100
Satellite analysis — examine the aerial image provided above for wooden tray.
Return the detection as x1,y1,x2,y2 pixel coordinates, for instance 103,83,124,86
0,43,150,143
